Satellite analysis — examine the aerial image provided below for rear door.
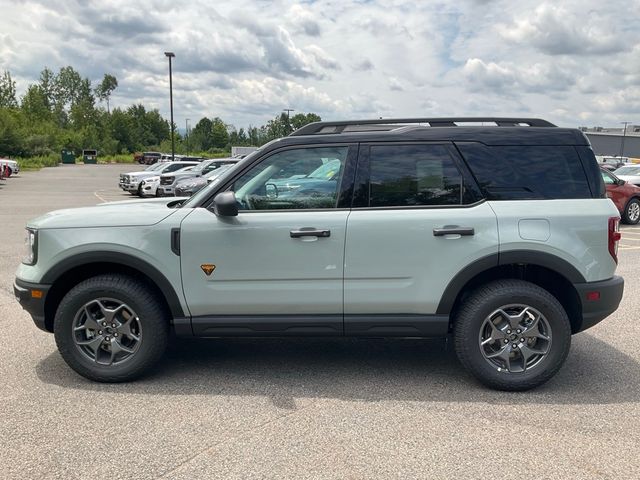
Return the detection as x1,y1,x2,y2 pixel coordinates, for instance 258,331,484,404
343,142,499,336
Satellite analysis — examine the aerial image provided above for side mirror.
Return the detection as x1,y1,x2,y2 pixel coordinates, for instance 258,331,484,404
617,179,626,186
266,183,279,198
213,191,238,217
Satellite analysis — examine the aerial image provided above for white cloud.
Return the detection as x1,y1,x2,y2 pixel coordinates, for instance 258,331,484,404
0,0,637,128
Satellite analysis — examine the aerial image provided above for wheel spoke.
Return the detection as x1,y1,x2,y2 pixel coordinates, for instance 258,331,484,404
76,335,104,356
485,345,513,371
519,344,548,369
522,316,549,341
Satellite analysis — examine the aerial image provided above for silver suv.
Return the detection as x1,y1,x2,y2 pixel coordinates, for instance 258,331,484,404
156,158,238,196
14,117,624,390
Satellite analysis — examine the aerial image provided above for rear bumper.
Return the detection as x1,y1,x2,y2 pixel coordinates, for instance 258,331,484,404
14,278,51,332
574,275,624,332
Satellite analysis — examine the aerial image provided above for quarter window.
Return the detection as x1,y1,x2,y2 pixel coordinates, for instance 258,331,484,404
368,144,469,207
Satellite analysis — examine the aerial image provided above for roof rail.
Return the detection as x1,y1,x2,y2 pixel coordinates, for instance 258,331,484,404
290,117,556,136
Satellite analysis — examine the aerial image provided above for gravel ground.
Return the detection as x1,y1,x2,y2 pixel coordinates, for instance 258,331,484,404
0,164,639,479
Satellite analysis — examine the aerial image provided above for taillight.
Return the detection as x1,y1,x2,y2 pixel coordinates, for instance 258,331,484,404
608,217,621,263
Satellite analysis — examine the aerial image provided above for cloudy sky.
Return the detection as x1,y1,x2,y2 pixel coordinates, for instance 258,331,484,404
1,0,638,129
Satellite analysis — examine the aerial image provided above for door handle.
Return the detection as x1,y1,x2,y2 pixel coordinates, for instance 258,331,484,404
433,226,475,236
290,228,331,238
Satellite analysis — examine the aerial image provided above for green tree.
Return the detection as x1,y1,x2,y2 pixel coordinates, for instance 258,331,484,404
21,85,52,122
0,108,23,155
38,67,55,111
191,117,214,150
0,70,18,108
95,74,118,113
211,117,229,148
290,112,321,131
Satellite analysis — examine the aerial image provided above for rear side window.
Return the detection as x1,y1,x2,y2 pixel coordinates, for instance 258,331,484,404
457,144,591,200
368,144,473,207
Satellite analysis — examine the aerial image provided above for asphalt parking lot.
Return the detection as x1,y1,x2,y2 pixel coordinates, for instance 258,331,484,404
1,164,640,479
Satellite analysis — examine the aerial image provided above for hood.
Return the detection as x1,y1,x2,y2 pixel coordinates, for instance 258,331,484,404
617,175,640,184
27,197,186,229
126,171,158,179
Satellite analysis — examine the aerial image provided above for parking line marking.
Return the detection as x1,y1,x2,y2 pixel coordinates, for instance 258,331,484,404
94,190,107,203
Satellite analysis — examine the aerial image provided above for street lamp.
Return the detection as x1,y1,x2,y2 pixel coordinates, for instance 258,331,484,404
185,118,190,155
620,121,629,158
283,108,294,134
164,51,175,160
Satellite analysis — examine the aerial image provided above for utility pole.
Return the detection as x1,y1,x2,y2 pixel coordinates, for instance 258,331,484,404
185,118,190,155
164,52,176,160
283,108,294,134
620,121,629,158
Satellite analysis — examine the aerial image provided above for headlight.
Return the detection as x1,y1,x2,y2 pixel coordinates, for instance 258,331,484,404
23,228,37,265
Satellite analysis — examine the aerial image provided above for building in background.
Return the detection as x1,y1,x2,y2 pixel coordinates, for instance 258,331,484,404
581,124,640,159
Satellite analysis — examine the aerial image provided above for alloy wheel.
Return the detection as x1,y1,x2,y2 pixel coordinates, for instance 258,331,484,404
478,304,552,373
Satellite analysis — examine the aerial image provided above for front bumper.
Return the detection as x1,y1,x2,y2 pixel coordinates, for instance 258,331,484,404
157,186,175,196
574,275,624,332
14,278,51,332
119,181,140,192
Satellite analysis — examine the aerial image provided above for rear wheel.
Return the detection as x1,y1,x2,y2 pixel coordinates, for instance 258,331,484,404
454,279,571,391
54,274,169,382
623,198,640,224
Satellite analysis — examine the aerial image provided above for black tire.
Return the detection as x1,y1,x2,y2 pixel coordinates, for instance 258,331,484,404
622,198,640,225
453,279,571,391
54,274,169,382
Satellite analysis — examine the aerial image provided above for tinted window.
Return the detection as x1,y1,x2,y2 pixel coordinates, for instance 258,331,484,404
457,144,591,199
368,145,468,207
232,147,348,210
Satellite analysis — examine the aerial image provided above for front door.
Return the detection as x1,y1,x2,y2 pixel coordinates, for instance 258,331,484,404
180,145,355,336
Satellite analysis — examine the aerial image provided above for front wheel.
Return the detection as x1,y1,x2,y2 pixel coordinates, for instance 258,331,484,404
623,198,640,225
54,274,169,382
454,279,571,391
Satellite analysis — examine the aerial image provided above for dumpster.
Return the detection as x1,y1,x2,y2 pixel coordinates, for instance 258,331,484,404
61,150,76,164
82,149,98,164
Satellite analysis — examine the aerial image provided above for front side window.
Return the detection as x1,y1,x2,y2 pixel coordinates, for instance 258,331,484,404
232,146,348,210
368,144,468,207
601,170,616,185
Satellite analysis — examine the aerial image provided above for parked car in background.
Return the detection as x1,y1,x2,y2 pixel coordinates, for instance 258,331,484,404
139,175,161,197
157,158,238,196
119,161,199,195
134,151,160,164
140,152,162,165
140,166,195,197
602,168,640,224
0,158,19,177
174,163,236,197
613,165,640,186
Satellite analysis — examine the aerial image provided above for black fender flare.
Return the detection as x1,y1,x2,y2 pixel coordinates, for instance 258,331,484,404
41,251,186,318
436,250,586,314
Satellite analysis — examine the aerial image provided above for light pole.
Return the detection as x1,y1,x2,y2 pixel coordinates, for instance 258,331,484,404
164,52,175,160
185,118,190,155
283,108,294,134
620,121,629,158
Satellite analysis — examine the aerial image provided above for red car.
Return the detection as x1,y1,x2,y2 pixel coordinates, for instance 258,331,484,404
602,168,640,224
